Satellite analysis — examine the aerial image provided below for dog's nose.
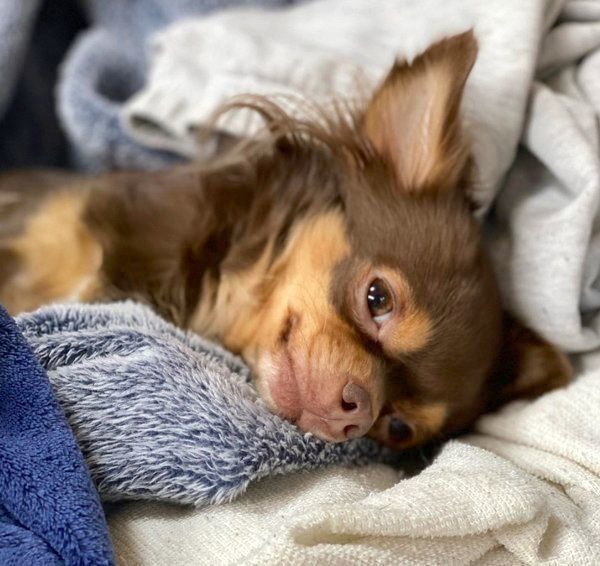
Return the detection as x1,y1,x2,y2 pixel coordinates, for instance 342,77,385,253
341,382,370,413
335,382,372,439
293,382,374,442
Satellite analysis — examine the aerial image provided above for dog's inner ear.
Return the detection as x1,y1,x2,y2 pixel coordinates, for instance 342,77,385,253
363,30,478,194
490,315,573,408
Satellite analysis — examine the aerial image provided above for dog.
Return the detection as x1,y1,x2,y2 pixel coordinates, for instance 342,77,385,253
0,31,571,450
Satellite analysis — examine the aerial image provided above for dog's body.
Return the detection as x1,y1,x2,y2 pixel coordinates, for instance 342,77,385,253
0,32,571,449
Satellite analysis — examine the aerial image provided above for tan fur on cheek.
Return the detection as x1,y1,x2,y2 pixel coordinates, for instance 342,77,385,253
384,308,432,354
263,210,385,416
189,238,277,348
191,208,353,355
409,401,448,437
191,208,386,418
1,191,102,314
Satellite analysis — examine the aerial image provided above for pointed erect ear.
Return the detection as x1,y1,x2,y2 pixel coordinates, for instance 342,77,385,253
490,315,573,408
363,30,478,194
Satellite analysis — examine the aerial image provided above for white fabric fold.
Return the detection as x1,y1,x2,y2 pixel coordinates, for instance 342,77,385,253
122,0,546,213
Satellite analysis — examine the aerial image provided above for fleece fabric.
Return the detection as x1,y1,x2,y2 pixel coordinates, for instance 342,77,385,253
15,301,383,507
0,305,114,565
0,0,302,171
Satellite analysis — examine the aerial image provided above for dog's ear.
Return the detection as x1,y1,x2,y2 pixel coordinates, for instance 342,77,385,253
363,30,477,194
489,315,573,408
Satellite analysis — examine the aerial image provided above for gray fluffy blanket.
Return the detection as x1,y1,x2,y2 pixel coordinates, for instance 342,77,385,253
16,302,382,506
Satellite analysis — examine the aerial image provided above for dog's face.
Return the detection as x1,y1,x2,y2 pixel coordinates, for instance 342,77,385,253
244,200,501,449
202,31,571,448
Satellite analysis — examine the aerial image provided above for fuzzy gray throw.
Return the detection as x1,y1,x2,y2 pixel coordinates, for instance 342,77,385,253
16,302,382,506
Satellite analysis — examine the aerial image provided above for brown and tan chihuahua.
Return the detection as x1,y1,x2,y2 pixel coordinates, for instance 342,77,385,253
0,32,571,449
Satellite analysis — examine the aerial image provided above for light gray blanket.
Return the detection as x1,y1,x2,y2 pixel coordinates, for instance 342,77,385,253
0,0,301,171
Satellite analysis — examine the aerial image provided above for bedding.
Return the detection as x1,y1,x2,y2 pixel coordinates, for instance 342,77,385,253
1,0,600,563
15,301,384,506
108,375,600,564
0,0,301,171
0,305,114,565
107,379,600,565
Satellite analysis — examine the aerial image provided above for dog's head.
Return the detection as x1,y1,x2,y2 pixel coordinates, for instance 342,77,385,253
191,31,572,448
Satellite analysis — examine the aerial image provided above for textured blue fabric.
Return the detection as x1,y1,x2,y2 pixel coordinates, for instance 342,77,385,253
16,302,384,507
0,305,115,565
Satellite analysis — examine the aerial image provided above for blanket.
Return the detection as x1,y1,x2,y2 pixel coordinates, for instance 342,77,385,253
103,0,600,563
123,0,546,211
0,305,114,565
15,302,383,506
108,364,600,564
0,0,301,171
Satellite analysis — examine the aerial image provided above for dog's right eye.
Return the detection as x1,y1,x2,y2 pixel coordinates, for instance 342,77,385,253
367,278,393,325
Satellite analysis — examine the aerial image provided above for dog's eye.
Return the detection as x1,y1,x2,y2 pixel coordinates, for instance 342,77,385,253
367,278,393,324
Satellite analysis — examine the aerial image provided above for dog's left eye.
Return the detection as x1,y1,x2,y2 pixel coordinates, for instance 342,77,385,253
367,278,393,325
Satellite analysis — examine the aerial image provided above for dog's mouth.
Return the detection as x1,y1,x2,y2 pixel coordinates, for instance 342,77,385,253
262,347,303,423
255,344,376,442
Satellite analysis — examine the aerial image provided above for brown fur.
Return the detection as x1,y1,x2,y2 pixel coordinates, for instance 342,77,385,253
0,31,572,449
370,400,448,448
0,170,77,295
1,182,102,315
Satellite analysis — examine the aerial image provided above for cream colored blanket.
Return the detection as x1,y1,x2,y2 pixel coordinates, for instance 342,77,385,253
110,0,600,563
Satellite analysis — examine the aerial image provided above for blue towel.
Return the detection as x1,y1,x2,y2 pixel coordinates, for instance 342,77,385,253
0,305,115,565
16,302,384,506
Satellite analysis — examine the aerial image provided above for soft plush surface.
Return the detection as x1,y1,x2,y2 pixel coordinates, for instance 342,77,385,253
16,301,383,507
109,367,600,564
0,305,114,565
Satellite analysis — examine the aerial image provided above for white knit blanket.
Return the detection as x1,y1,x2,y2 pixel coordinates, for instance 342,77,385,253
111,0,600,563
